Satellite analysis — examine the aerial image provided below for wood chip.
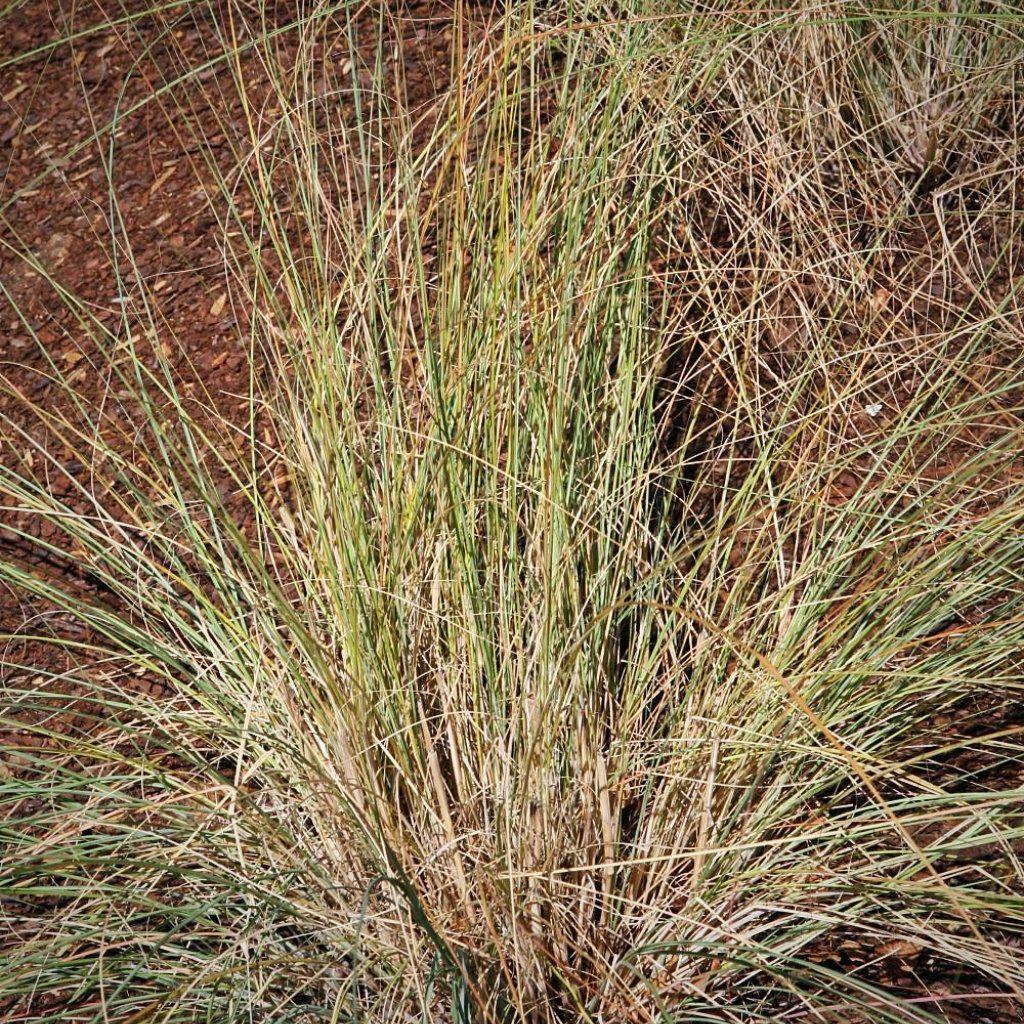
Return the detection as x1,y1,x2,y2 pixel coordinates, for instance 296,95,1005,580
876,940,923,960
148,166,177,196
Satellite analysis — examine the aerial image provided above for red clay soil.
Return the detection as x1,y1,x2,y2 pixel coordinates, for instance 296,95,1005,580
0,0,458,439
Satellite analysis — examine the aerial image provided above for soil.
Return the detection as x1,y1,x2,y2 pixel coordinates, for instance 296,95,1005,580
1,3,1022,1023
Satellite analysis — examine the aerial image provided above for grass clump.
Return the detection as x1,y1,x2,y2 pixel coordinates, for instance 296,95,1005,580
1,2,1023,1021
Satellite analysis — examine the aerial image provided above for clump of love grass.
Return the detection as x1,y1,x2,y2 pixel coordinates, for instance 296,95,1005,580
2,2,1024,1022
